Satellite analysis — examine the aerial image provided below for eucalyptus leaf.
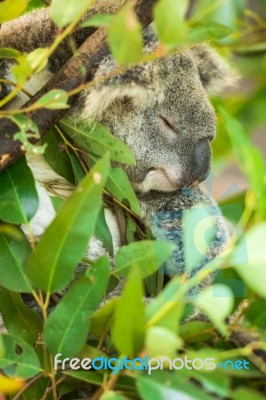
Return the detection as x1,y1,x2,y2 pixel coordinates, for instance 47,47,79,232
145,326,182,358
50,0,94,28
137,371,214,400
0,334,42,379
106,167,140,215
44,257,109,357
0,231,33,292
27,154,109,293
197,284,234,336
90,298,118,337
0,48,22,59
80,13,112,28
154,0,188,48
61,119,135,165
114,240,176,278
0,156,38,225
0,0,28,23
231,223,266,299
107,2,143,65
0,289,42,345
42,128,75,183
35,89,69,110
112,268,145,357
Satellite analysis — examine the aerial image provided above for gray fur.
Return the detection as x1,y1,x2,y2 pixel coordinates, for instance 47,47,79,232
0,4,233,285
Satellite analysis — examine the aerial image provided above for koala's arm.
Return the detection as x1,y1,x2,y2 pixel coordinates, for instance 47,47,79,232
139,186,231,279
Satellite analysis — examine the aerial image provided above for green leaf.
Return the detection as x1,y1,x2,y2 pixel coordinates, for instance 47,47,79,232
246,300,266,329
0,289,42,345
87,154,140,215
145,277,186,328
9,114,46,154
0,334,42,379
0,48,22,59
27,154,110,293
0,156,38,225
187,22,232,43
61,119,135,165
80,13,112,28
64,370,103,386
42,128,75,183
218,107,266,219
112,268,145,357
50,0,94,28
179,367,230,398
0,0,28,23
44,257,109,357
154,0,188,48
146,285,185,332
27,0,44,11
232,223,266,299
114,240,176,278
35,89,69,109
197,284,234,336
25,48,49,73
101,392,128,400
0,231,33,292
232,387,265,400
69,152,86,183
107,2,143,65
106,167,140,216
179,320,214,343
126,217,137,243
95,208,114,255
137,371,214,400
90,298,118,337
145,326,182,358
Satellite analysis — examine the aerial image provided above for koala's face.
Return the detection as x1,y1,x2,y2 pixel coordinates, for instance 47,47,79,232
100,50,217,193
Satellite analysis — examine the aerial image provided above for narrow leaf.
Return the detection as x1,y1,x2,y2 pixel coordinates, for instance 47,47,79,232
44,257,109,357
0,231,33,292
42,128,75,184
61,119,136,165
108,2,143,65
197,284,233,336
115,240,176,278
0,0,28,23
106,167,140,215
112,268,145,357
0,335,42,379
50,0,95,28
232,223,266,299
0,289,42,345
27,154,110,293
154,0,188,48
35,89,69,110
0,156,38,224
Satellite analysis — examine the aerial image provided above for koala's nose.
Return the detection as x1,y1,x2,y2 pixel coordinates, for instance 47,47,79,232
192,138,212,182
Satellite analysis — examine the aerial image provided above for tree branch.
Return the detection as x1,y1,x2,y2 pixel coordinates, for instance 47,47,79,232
0,0,156,172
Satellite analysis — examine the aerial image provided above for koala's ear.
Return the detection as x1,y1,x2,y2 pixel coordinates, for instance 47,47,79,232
78,59,161,121
190,44,237,95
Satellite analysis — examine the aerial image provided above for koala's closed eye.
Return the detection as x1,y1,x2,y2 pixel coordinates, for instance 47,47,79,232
159,115,178,134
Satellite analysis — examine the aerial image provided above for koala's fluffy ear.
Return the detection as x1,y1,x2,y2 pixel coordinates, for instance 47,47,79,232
78,59,161,121
190,44,237,95
78,25,160,121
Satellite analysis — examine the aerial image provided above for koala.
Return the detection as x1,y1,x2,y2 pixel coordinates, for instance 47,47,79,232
0,3,232,291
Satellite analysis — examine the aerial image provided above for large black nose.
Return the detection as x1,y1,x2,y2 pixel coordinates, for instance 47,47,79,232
191,138,212,182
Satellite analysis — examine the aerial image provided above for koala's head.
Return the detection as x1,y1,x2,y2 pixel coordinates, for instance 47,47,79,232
74,37,235,194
